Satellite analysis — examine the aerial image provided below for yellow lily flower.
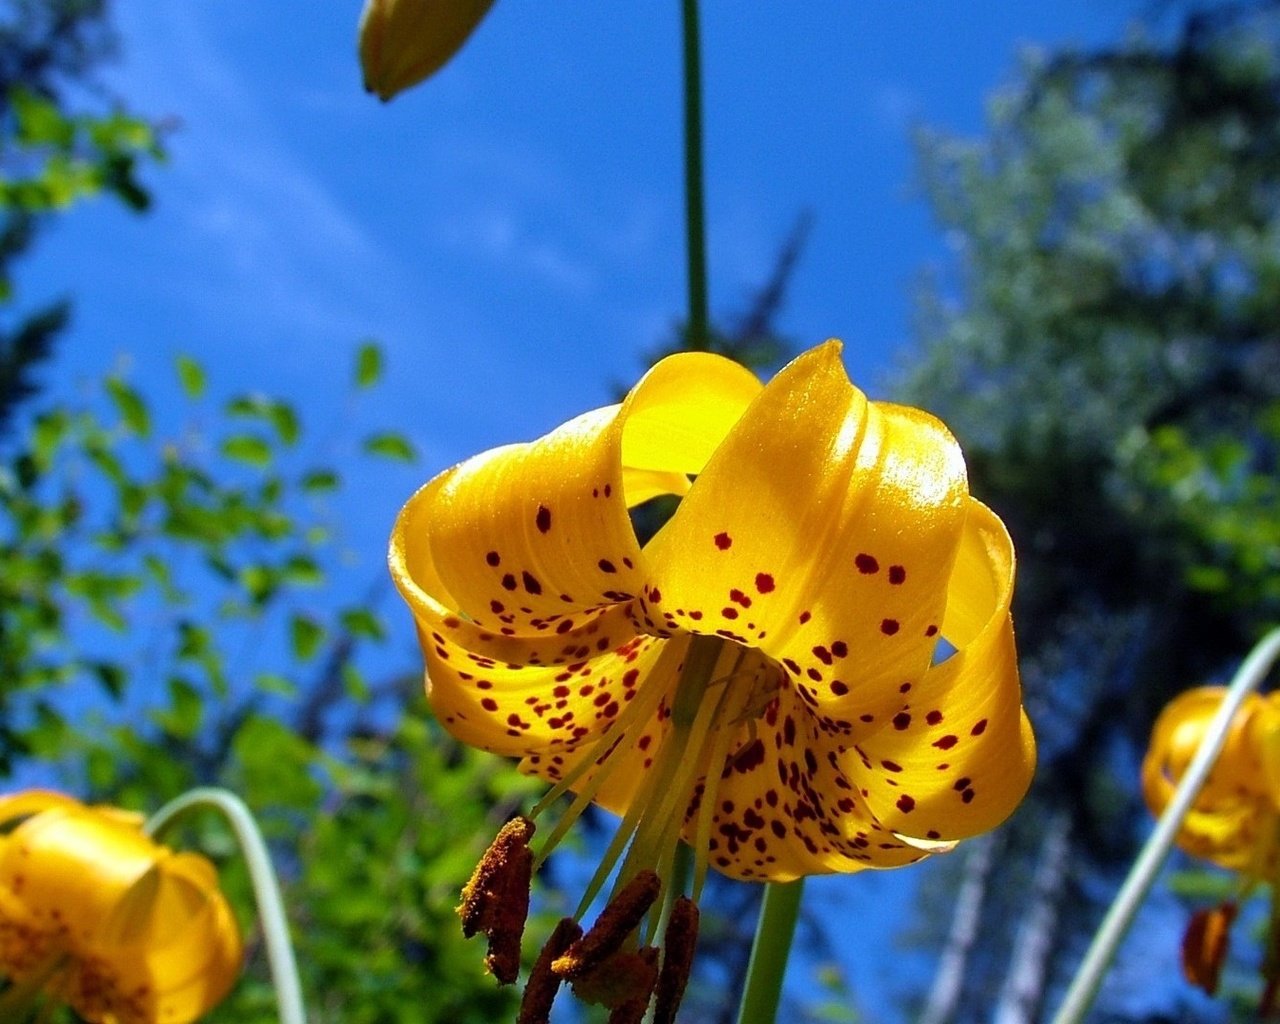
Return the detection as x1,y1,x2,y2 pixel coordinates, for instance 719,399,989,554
1142,686,1280,1009
1142,686,1280,876
390,341,1035,1018
0,790,243,1024
358,0,497,101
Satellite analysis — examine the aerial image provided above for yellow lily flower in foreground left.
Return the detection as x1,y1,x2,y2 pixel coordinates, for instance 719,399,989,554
390,341,1035,1021
0,790,243,1024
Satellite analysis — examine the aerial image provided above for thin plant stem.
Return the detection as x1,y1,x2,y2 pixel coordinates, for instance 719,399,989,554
1051,626,1280,1024
145,787,307,1024
681,0,709,350
735,878,804,1024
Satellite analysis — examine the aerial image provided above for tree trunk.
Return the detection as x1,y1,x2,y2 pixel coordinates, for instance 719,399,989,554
991,811,1073,1024
919,832,997,1024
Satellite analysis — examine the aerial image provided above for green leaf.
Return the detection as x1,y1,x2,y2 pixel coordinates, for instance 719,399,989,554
355,341,383,388
176,355,206,398
301,469,340,493
362,432,416,462
290,614,325,661
106,378,151,436
221,434,273,468
340,608,386,641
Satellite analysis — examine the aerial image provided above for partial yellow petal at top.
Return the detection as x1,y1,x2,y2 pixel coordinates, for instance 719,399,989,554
359,0,497,101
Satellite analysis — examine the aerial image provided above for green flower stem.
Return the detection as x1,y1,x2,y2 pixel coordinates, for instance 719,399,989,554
1051,626,1280,1024
681,0,709,350
735,878,805,1024
144,787,307,1024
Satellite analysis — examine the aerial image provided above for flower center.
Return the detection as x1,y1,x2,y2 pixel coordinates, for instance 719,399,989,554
463,633,786,1023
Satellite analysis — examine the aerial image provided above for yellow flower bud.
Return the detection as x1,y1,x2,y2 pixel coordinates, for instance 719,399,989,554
358,0,497,101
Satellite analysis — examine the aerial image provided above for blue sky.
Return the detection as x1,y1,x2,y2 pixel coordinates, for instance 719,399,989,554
21,2,1174,1020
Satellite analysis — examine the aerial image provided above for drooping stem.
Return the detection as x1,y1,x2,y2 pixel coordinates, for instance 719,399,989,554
735,878,804,1024
145,787,307,1024
1051,626,1280,1024
681,0,709,350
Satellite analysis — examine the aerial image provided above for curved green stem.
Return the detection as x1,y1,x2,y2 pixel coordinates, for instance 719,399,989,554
1051,626,1280,1024
145,787,307,1024
735,879,804,1024
681,0,709,350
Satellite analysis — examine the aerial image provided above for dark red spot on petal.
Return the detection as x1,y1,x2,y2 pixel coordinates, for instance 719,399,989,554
926,710,943,725
598,559,617,573
536,506,552,533
888,565,906,584
971,719,988,736
755,573,775,593
480,698,499,712
501,574,517,591
880,619,900,636
933,735,958,750
486,551,501,566
830,680,849,696
855,553,879,574
896,794,915,813
925,624,939,637
522,571,542,595
714,532,732,550
893,712,911,730
798,610,811,624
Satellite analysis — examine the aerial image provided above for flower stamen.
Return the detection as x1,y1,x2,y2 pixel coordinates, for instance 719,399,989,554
653,896,699,1024
552,869,661,980
517,917,582,1024
457,816,534,984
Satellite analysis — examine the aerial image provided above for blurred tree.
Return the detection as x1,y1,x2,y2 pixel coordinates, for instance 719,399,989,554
0,0,162,432
896,1,1280,1020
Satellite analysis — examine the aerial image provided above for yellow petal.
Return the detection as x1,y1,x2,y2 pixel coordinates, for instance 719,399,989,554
389,351,759,644
0,789,81,828
80,853,243,1024
695,686,930,882
358,0,497,101
643,342,967,736
422,606,674,759
853,501,1035,841
0,806,157,953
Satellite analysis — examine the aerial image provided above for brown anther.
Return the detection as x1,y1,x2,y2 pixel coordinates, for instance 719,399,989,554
457,816,535,984
607,947,661,1024
552,870,661,980
652,896,700,1024
570,945,659,1015
517,917,582,1024
1181,900,1236,996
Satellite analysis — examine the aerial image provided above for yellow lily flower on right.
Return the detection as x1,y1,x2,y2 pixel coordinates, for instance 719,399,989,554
1143,686,1280,876
1143,686,1280,1007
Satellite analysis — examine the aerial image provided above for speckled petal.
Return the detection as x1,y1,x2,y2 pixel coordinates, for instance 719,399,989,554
854,501,1033,841
0,806,155,953
694,687,928,882
641,342,967,736
389,352,761,638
